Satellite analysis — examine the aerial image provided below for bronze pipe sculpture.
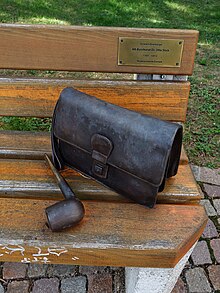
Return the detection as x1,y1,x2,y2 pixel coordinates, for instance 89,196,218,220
44,154,85,232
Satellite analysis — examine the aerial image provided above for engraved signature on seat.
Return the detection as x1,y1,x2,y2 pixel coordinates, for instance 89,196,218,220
0,244,79,264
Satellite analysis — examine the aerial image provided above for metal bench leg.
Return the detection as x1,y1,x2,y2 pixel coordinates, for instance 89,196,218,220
125,242,196,293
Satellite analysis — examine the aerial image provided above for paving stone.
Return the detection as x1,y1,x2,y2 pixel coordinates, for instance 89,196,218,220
204,184,220,198
0,284,4,293
208,265,220,290
61,276,86,293
213,199,220,215
191,166,220,185
210,239,220,263
3,262,27,280
185,267,212,293
112,268,125,293
200,199,217,216
7,280,29,293
79,266,106,275
191,165,220,185
190,165,200,181
88,273,112,293
171,277,187,293
32,278,59,293
202,218,219,238
47,264,76,277
191,241,212,265
200,167,220,185
28,264,47,278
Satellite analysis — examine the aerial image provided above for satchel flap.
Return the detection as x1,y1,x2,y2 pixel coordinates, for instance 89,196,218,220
53,88,182,187
91,134,113,164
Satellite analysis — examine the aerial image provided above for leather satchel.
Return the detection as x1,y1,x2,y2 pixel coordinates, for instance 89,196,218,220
51,87,183,208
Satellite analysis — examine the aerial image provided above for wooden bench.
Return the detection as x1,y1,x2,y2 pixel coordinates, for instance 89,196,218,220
0,24,207,292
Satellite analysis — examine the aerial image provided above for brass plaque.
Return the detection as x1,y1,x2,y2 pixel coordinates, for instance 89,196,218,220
118,38,184,67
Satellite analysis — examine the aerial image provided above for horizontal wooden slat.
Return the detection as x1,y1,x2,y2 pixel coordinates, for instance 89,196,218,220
0,157,201,204
0,24,198,75
0,130,189,164
0,131,196,204
0,78,190,121
0,198,207,267
0,131,50,159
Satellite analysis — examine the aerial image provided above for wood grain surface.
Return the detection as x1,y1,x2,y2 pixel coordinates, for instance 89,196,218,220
0,198,207,267
0,157,201,203
0,78,190,121
0,130,188,163
0,24,198,74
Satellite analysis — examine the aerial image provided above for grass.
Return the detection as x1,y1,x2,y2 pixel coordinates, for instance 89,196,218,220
0,0,219,167
0,117,51,132
0,0,219,44
184,43,220,168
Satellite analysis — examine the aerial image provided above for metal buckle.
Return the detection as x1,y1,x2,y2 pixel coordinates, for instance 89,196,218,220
91,134,113,179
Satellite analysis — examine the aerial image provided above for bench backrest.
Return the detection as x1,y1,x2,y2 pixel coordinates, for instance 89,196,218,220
0,24,198,122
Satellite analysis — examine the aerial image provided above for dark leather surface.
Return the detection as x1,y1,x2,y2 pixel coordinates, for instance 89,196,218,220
52,87,182,207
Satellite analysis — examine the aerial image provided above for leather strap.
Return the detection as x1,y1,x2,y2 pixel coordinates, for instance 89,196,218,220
51,102,64,171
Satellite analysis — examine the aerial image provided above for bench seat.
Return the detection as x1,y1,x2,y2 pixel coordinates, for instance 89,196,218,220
0,198,206,267
0,129,206,268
